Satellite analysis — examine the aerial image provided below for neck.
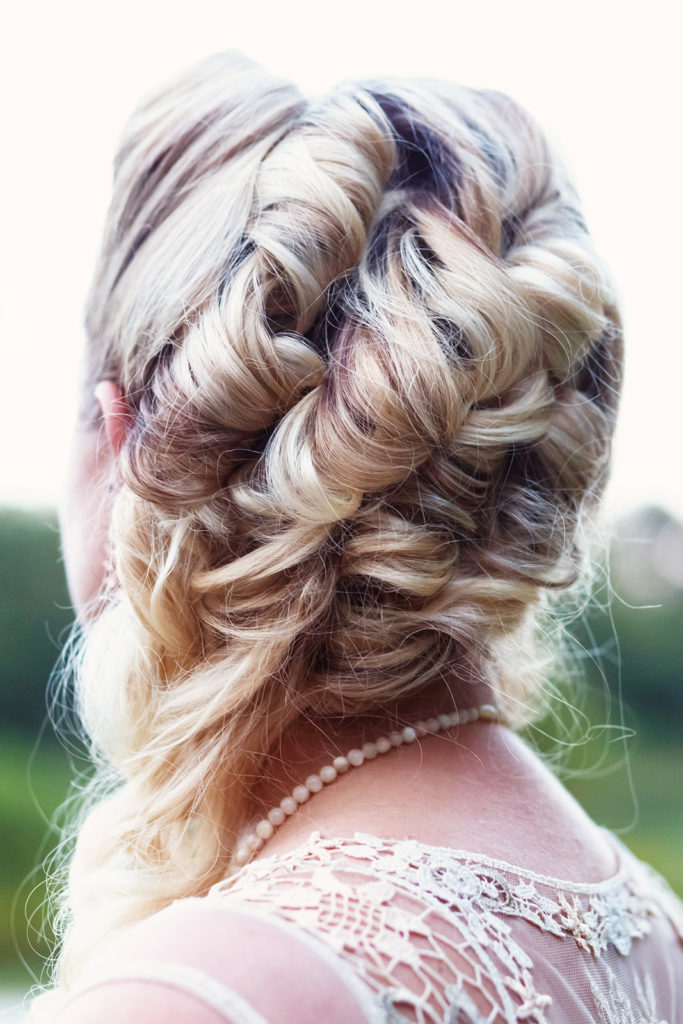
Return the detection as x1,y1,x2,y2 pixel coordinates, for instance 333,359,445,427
235,678,505,867
260,678,497,801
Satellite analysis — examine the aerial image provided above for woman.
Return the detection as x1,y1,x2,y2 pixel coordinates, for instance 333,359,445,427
41,51,682,1022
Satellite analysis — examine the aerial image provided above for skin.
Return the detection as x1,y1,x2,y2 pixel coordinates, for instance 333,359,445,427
60,382,129,615
61,382,620,884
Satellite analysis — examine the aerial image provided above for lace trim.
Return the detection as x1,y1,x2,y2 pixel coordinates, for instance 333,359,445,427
227,826,634,893
215,830,673,956
206,830,682,1024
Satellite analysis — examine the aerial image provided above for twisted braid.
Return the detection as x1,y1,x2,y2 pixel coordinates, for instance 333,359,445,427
49,53,622,999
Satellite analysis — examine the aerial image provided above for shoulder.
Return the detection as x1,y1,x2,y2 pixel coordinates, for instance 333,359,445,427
54,896,372,1024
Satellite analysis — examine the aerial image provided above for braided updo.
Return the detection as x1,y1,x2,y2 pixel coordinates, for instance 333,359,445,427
52,51,622,994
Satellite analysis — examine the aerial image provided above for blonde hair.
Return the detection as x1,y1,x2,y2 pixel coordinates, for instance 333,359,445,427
46,51,623,1000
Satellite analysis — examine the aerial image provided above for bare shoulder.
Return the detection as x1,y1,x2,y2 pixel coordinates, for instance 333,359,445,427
55,897,370,1024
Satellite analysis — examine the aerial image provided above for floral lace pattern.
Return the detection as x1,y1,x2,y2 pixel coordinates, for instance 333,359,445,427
208,831,683,1024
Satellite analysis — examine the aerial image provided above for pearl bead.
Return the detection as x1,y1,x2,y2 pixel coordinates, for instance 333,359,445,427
320,764,337,784
233,846,250,867
362,742,378,759
280,796,297,815
426,718,440,733
389,731,404,747
376,736,392,754
402,726,417,743
255,819,274,840
292,784,310,804
415,721,428,738
305,774,323,793
348,748,364,767
245,833,262,853
333,756,350,774
438,713,452,729
479,704,497,721
268,806,286,827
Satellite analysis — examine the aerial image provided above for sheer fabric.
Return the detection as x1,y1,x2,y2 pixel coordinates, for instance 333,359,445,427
68,829,683,1023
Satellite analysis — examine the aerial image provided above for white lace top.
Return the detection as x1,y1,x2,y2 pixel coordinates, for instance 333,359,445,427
70,829,683,1023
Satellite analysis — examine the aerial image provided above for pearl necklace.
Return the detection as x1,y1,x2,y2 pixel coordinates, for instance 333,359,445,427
232,703,510,868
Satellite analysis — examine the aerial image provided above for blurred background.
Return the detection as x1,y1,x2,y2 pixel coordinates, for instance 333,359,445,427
1,0,681,1016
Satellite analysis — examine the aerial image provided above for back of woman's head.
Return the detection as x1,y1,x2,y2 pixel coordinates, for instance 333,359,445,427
51,50,622,995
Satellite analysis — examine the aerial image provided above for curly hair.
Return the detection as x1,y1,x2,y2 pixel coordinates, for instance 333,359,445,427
44,50,622,1001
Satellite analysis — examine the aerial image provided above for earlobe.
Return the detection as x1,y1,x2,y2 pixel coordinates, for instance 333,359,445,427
94,381,131,456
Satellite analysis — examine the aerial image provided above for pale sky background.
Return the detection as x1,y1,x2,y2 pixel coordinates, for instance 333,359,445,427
1,0,680,519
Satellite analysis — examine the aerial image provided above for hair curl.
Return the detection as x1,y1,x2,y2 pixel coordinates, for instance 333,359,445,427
46,50,622,1000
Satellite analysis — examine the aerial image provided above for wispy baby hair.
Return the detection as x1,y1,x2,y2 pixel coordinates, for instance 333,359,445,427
49,50,622,998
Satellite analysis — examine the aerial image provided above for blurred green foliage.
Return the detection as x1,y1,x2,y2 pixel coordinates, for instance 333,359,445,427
0,505,681,988
0,508,74,986
0,509,72,731
0,731,71,987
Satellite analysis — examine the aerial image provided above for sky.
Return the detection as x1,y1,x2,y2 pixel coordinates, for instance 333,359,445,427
1,0,681,519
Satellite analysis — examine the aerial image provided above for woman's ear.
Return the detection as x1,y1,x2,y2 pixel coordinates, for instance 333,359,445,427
94,381,132,456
